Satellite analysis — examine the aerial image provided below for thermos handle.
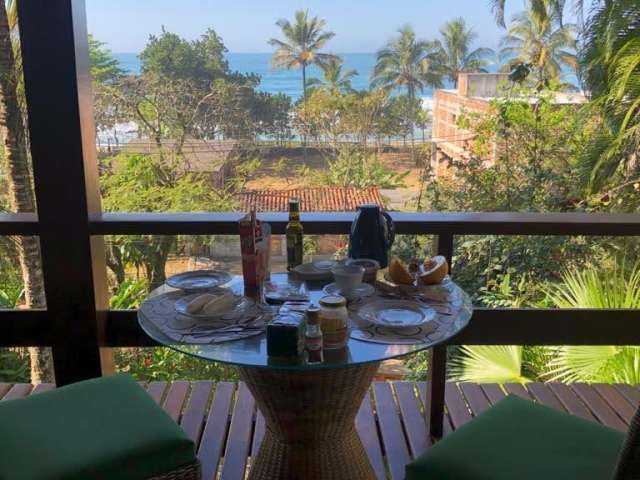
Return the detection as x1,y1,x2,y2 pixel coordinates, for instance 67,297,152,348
382,210,395,248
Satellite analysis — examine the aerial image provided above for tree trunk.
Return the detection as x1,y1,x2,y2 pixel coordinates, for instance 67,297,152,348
106,243,126,287
145,236,175,290
0,4,53,383
408,87,418,166
301,64,307,163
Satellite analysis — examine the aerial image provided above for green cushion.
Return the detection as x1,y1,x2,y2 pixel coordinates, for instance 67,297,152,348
0,373,195,480
406,394,625,480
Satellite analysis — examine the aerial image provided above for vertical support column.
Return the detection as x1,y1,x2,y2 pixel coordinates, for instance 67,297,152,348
427,233,454,439
426,345,447,438
18,0,113,385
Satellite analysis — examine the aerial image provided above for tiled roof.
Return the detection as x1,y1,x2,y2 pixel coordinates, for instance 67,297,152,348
239,187,385,212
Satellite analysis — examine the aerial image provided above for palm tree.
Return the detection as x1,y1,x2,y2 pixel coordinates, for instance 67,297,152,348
268,10,339,101
0,1,52,382
578,0,640,191
306,58,357,95
268,10,338,157
499,3,577,87
371,25,442,164
435,18,494,88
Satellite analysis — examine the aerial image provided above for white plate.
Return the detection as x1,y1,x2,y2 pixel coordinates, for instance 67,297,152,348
357,299,436,328
174,291,253,319
166,270,232,291
323,282,375,300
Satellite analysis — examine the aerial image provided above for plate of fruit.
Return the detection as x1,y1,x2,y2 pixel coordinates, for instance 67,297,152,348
386,255,449,286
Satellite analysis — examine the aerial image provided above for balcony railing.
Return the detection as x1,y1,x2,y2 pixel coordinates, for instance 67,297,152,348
3,1,640,439
4,210,640,438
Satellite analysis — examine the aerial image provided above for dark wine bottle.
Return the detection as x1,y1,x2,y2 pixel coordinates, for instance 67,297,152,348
286,198,303,270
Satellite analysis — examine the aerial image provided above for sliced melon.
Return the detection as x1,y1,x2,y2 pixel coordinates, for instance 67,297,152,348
418,255,448,285
389,256,415,285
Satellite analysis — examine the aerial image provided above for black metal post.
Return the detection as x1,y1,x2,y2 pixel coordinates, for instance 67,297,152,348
427,233,454,438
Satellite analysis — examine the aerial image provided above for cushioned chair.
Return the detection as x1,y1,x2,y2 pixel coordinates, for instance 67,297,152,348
406,394,640,480
0,373,200,480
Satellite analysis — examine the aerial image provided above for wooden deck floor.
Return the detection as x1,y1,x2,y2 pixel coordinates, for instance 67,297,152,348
1,381,637,480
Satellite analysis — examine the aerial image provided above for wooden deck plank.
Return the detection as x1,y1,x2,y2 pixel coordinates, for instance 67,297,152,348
1,383,32,401
393,381,430,458
445,383,472,428
162,381,190,423
615,384,640,407
571,383,627,431
504,383,531,399
355,391,387,480
547,383,597,422
417,381,453,436
459,383,491,416
526,383,565,412
146,381,167,405
0,383,12,400
251,410,265,456
593,384,636,425
373,382,411,480
180,381,213,444
220,382,255,480
198,382,234,480
480,384,506,405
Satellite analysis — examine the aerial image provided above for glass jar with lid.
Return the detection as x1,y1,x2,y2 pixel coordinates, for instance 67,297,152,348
318,295,349,349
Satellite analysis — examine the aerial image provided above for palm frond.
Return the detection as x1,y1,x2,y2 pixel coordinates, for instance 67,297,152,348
490,0,507,28
546,346,619,383
544,262,640,383
449,345,529,383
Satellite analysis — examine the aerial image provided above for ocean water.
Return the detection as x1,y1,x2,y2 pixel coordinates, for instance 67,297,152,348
113,52,439,102
113,51,579,105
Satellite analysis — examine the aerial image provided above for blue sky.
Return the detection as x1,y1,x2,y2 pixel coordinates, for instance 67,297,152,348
86,0,533,53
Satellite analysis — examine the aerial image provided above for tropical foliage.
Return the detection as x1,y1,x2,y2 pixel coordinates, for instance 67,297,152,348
499,2,577,87
371,26,442,98
372,25,442,163
435,18,494,87
306,58,357,95
545,263,640,384
268,10,339,99
490,0,586,28
578,0,640,192
450,346,529,383
319,146,409,189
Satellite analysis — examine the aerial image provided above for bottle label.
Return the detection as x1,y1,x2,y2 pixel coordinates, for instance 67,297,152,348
286,232,303,268
305,335,323,363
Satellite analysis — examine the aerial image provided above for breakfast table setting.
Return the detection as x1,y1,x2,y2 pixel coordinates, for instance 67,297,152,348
137,204,473,480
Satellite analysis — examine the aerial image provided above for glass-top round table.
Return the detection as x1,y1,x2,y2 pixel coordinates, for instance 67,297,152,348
138,272,473,480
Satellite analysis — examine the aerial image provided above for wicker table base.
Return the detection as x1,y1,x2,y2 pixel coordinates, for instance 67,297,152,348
238,362,381,480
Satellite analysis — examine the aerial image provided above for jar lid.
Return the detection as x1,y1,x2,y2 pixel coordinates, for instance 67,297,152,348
306,306,320,324
319,295,346,307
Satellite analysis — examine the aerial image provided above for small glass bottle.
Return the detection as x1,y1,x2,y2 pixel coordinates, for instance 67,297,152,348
286,198,303,271
304,306,323,364
318,295,349,349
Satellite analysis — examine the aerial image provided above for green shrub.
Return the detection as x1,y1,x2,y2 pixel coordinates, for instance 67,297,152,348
114,348,238,382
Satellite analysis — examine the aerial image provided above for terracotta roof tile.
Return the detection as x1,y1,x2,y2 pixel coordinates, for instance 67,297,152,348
239,187,385,212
